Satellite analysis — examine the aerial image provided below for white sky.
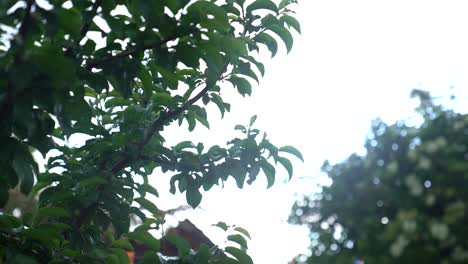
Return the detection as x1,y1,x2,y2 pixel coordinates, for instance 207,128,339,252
153,1,468,263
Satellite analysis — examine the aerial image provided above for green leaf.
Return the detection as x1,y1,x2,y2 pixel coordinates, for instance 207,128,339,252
9,254,38,264
234,125,247,133
36,207,70,222
186,185,202,208
244,56,265,76
214,222,229,231
0,214,22,230
228,234,248,249
111,239,134,251
268,24,294,53
109,248,131,264
281,14,301,34
105,97,130,108
211,93,226,117
167,0,191,14
128,231,160,250
22,227,61,246
152,93,174,107
139,183,159,197
78,177,107,188
135,197,159,216
254,32,278,57
237,62,259,83
261,160,276,188
234,226,251,239
140,68,154,94
279,0,293,9
246,0,278,14
231,77,252,97
279,145,304,161
194,107,210,129
249,115,257,126
176,43,201,68
175,141,195,151
0,186,8,208
57,7,82,37
186,1,230,30
277,156,293,180
13,150,35,195
143,252,162,264
225,247,253,264
166,233,191,257
197,244,210,263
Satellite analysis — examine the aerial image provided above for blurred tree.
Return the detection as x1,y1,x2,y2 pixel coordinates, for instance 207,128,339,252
290,90,468,264
0,0,302,263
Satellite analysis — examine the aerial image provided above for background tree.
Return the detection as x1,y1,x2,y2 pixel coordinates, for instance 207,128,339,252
0,0,302,263
290,91,468,264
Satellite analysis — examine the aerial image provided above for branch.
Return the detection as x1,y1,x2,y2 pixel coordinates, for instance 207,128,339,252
85,35,180,69
64,0,102,57
80,0,103,40
18,0,34,37
139,155,177,170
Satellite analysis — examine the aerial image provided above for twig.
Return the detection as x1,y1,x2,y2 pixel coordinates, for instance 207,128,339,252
80,0,103,39
85,35,180,69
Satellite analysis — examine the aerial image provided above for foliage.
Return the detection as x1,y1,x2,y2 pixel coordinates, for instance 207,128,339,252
290,91,468,264
0,0,301,263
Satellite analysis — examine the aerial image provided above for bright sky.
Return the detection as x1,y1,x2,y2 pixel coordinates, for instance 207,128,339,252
152,1,468,263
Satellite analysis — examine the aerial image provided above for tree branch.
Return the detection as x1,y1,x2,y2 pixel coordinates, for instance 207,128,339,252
18,0,34,38
80,0,103,39
85,35,180,69
64,0,102,57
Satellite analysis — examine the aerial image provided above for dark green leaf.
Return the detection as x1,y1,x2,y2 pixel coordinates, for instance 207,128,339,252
166,233,191,257
279,145,304,161
139,183,159,197
228,234,248,249
135,197,159,216
231,77,252,97
254,32,278,57
128,231,160,250
175,141,195,151
111,239,134,251
143,252,162,264
225,246,253,264
214,222,229,231
281,14,301,34
0,214,22,230
268,24,294,53
246,0,278,14
234,226,251,239
186,185,202,208
13,150,35,195
261,160,276,188
277,157,293,180
249,115,257,126
36,206,70,221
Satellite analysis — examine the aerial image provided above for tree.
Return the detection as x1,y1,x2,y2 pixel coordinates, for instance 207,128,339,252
0,0,302,263
290,91,468,264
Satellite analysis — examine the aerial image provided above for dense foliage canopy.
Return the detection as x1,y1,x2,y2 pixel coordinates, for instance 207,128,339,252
0,0,302,263
290,91,468,264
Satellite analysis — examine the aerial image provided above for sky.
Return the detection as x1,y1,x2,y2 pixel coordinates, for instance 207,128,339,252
151,1,468,263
